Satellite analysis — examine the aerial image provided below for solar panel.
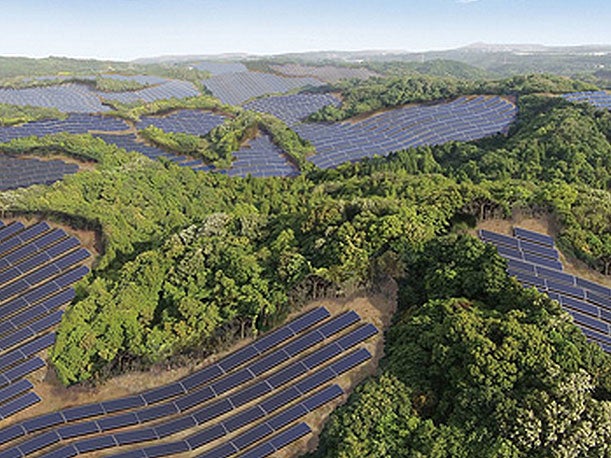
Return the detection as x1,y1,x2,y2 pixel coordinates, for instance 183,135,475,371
97,412,139,431
17,431,60,455
142,383,185,404
513,227,555,247
0,391,40,420
222,405,265,432
231,422,273,450
185,424,225,450
57,421,99,440
114,427,159,445
302,384,344,412
196,442,237,458
154,416,197,439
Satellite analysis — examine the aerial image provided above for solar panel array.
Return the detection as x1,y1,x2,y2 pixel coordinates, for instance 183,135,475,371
136,110,227,136
243,93,341,126
95,133,296,178
561,91,611,110
93,134,211,171
0,157,78,192
270,63,381,83
479,228,611,354
202,72,325,106
194,62,249,75
0,307,377,458
0,220,90,420
294,95,517,169
98,80,200,104
101,75,168,86
0,78,200,113
0,114,128,143
0,84,108,113
227,135,299,178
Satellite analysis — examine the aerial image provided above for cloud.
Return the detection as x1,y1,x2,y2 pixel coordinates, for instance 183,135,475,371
456,0,479,3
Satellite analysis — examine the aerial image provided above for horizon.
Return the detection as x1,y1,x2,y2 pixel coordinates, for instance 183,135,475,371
1,0,610,61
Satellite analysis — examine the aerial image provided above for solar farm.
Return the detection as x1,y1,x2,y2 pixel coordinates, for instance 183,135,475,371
0,84,109,114
228,135,299,178
0,77,200,114
194,62,249,75
479,228,611,354
0,306,378,457
561,91,611,110
202,72,325,106
0,114,128,143
294,95,517,169
269,64,381,83
0,220,90,421
243,93,341,126
0,157,78,192
136,110,227,136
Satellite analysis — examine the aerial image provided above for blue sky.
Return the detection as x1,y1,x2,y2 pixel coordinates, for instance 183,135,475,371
1,0,609,60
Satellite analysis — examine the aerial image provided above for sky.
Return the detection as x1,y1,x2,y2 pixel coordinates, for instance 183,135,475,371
0,0,610,61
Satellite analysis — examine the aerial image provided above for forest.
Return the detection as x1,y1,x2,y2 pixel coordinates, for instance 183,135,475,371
0,62,610,455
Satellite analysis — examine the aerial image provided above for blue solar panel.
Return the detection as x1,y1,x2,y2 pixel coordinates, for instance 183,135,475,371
240,422,311,458
154,415,198,439
114,427,159,445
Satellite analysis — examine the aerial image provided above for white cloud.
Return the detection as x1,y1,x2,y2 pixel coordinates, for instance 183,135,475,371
457,0,479,3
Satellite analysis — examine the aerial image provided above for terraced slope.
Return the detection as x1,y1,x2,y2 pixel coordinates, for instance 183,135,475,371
0,221,90,420
0,307,378,457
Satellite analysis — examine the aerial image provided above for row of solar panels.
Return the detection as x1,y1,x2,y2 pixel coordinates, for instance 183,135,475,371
202,71,325,106
562,91,611,110
243,93,341,126
0,221,89,420
0,307,377,458
0,80,200,114
479,228,611,353
269,63,380,84
0,157,79,192
296,96,517,169
136,110,226,136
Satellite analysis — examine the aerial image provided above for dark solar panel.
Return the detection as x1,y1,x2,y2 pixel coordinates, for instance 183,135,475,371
142,383,185,404
302,384,343,412
197,442,237,458
513,227,555,247
288,307,331,334
331,348,372,375
97,412,139,431
142,440,190,458
185,424,225,450
259,386,301,414
154,415,197,439
231,422,273,450
17,431,60,456
211,369,253,395
266,403,309,431
58,421,99,440
223,405,265,433
229,381,271,408
114,427,159,445
248,349,289,376
174,386,215,411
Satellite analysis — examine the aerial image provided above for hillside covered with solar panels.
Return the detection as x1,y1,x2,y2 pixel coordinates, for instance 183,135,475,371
0,53,610,458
